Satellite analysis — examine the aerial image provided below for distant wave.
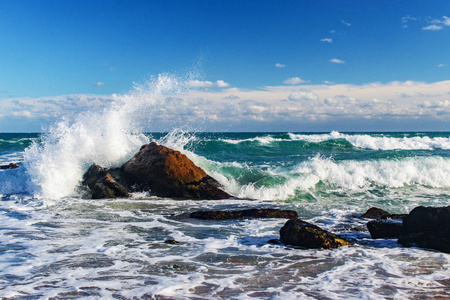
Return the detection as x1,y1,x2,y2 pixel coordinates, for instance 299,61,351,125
218,131,450,150
289,131,450,150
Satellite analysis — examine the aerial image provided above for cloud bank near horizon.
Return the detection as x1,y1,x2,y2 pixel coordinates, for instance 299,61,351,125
1,80,449,132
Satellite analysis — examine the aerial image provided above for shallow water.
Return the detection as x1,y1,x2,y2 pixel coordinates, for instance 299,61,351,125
1,194,449,299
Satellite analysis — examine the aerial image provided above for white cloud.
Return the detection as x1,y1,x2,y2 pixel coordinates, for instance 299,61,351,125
402,15,417,28
95,82,105,87
3,80,450,132
443,16,450,26
438,64,446,68
324,81,334,85
288,90,318,101
320,38,333,43
275,63,286,68
422,25,442,30
329,58,345,64
283,77,306,85
187,80,230,88
341,20,351,26
216,80,230,87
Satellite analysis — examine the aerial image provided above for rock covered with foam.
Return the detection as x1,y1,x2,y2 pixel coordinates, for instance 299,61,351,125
83,142,231,200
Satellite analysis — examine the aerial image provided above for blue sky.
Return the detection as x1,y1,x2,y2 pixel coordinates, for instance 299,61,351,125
0,1,449,131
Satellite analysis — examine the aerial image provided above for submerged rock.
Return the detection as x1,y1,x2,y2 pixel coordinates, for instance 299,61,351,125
367,220,403,239
121,142,231,199
398,206,450,253
279,219,350,249
361,207,391,219
0,163,19,169
190,208,298,220
82,164,130,199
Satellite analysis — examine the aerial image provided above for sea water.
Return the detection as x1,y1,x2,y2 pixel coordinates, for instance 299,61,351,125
0,76,449,299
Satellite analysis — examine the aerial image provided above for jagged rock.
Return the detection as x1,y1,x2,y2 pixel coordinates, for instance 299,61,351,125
367,220,403,239
121,142,231,199
398,206,450,253
190,208,298,220
361,207,391,219
279,219,350,249
0,163,19,169
82,164,130,199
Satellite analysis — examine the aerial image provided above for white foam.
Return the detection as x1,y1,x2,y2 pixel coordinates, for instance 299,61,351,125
289,131,450,150
219,135,283,145
22,74,189,199
212,154,450,201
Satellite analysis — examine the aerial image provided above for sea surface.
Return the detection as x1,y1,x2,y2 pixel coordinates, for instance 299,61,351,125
0,130,449,299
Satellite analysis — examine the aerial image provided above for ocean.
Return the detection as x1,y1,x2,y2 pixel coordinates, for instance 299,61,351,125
0,130,449,299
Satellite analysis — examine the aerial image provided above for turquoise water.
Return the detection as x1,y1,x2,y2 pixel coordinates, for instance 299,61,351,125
0,131,449,298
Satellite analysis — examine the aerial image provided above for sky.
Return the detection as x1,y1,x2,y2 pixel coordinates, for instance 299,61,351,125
0,0,449,132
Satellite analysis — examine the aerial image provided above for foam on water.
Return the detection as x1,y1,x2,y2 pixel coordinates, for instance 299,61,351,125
1,198,449,299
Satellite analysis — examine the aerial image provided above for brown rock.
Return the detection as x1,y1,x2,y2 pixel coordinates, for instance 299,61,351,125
82,164,130,199
279,219,350,249
121,142,231,199
361,207,391,219
190,208,298,220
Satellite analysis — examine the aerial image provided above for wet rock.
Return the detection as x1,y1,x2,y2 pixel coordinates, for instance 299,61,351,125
0,163,19,169
361,207,391,219
190,208,298,220
164,239,180,244
121,142,231,199
82,164,130,199
279,219,350,249
398,206,450,253
367,220,403,239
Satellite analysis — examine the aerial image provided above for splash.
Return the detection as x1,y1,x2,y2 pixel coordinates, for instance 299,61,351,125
23,74,188,199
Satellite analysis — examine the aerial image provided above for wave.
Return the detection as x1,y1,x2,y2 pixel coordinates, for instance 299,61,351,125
217,131,450,150
289,131,450,150
202,155,450,201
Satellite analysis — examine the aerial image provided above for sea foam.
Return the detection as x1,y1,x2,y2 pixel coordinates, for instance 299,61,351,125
22,75,187,199
289,131,450,150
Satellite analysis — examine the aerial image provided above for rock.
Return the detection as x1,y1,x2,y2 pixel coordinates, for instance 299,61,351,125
82,164,130,199
0,163,19,169
398,206,450,253
190,208,298,220
367,220,403,239
121,142,231,199
361,207,391,219
279,219,350,249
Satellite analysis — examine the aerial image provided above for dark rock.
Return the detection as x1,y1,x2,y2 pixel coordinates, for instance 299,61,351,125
82,164,130,199
190,208,298,220
0,163,19,169
267,239,282,245
279,219,350,249
164,239,179,244
381,214,408,220
398,206,450,253
121,142,231,199
367,220,403,239
361,207,391,219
